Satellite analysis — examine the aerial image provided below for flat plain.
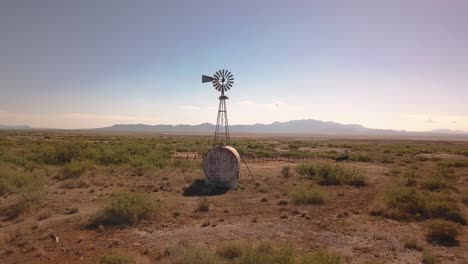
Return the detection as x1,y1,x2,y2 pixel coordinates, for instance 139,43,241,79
0,130,467,264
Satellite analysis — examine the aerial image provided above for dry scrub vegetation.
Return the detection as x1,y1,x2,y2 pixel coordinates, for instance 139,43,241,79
0,131,467,263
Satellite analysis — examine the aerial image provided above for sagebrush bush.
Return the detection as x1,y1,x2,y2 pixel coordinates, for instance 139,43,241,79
296,162,367,187
424,220,461,246
90,191,157,227
292,186,328,205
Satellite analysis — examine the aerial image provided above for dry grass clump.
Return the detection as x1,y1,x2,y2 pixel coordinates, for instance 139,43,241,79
216,243,244,260
403,239,423,251
159,242,342,264
424,220,461,246
163,243,218,264
281,166,292,178
95,252,133,264
422,251,438,264
420,176,454,192
296,162,367,187
291,186,328,205
195,197,210,212
90,191,157,227
462,191,468,205
300,250,343,264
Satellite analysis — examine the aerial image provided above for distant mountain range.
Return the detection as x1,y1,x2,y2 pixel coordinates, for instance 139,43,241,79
1,120,467,136
0,124,31,130
96,119,468,136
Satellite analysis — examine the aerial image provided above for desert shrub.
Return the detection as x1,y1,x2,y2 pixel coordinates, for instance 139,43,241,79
349,154,372,162
59,178,90,189
96,252,132,264
0,166,43,197
300,250,343,264
31,142,85,165
216,243,244,260
296,162,367,186
424,220,461,246
239,244,294,264
342,169,367,187
281,166,292,178
422,251,438,264
195,197,209,212
420,176,454,192
463,191,468,205
292,186,328,205
90,191,157,227
437,160,468,168
403,239,422,251
375,186,466,224
384,186,428,220
171,244,218,264
427,198,466,225
172,158,201,171
60,160,92,179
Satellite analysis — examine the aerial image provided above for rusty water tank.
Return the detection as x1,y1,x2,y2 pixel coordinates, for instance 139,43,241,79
203,146,240,189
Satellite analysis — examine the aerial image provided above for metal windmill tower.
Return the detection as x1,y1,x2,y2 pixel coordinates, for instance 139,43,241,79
201,69,240,188
202,69,234,146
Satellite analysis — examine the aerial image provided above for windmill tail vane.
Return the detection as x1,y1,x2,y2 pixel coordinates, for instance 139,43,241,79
202,69,234,146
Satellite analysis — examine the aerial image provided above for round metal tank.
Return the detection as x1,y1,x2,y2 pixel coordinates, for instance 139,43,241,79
203,146,240,189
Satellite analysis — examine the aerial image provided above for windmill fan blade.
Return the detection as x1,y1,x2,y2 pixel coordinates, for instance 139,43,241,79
202,75,214,83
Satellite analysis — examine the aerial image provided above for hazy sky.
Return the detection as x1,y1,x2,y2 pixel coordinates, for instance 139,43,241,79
1,0,467,131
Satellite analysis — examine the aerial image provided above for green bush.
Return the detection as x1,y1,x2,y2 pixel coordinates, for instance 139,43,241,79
90,192,157,227
296,162,367,187
424,220,461,246
96,252,132,264
292,186,328,205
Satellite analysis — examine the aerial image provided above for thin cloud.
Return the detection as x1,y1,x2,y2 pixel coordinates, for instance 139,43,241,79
181,105,201,110
238,100,286,111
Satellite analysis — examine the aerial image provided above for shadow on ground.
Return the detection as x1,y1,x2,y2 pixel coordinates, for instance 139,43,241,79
182,179,230,196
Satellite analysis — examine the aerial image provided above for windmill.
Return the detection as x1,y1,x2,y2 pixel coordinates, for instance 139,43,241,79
201,70,244,189
202,69,234,146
